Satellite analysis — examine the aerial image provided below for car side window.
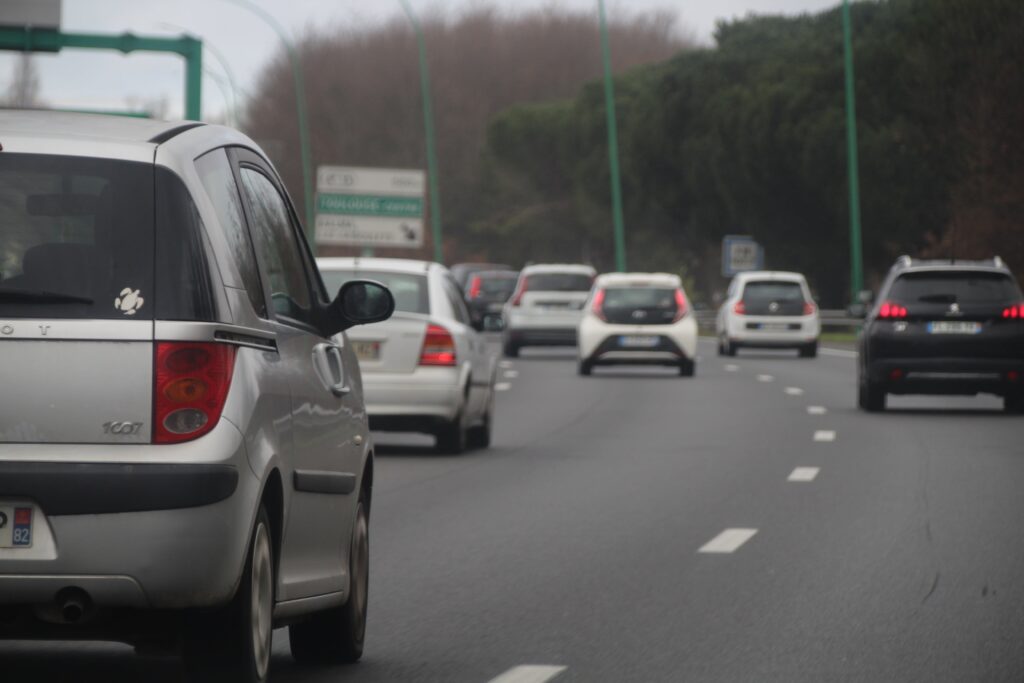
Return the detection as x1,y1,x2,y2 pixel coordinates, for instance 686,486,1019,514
194,149,267,318
237,167,313,325
443,276,471,325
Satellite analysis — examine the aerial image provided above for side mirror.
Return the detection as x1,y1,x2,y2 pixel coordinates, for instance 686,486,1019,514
847,303,867,319
857,289,874,304
324,280,395,335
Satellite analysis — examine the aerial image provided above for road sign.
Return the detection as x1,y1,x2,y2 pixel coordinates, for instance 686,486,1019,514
721,235,764,277
315,166,425,249
0,0,61,30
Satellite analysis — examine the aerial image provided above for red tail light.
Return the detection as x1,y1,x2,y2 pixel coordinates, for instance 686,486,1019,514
468,276,482,300
878,301,908,319
1002,303,1024,319
154,342,236,444
419,324,457,366
803,301,817,316
510,278,528,307
733,300,746,315
673,289,689,323
592,289,607,321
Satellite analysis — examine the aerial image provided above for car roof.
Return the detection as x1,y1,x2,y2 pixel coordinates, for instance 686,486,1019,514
734,270,806,283
316,257,440,275
595,272,682,288
521,263,596,275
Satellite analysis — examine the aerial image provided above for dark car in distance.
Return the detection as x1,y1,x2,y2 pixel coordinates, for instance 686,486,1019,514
464,270,519,329
449,262,514,290
856,256,1024,413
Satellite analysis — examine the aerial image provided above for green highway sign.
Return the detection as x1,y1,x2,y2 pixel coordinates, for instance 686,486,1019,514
317,193,423,218
315,165,425,249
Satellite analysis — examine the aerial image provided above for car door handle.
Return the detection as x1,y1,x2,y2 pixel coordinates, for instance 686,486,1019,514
313,343,351,397
326,346,351,396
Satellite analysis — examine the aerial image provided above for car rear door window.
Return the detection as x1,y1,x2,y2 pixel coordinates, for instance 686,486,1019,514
526,273,593,291
321,269,429,315
888,271,1021,304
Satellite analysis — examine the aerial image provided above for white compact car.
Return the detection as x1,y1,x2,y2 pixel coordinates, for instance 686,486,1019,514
716,271,820,357
577,272,698,376
318,258,498,453
502,263,597,357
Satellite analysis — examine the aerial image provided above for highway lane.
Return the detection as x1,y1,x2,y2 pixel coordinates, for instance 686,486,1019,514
2,339,1022,682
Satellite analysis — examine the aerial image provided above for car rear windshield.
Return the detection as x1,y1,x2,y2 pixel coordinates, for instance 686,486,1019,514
476,275,517,296
321,269,429,314
888,271,1022,304
604,287,677,309
742,281,805,303
526,273,593,292
0,153,215,321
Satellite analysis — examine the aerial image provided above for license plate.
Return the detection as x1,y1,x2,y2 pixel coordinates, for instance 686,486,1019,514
538,301,571,309
927,321,981,335
487,303,504,312
352,341,381,361
619,335,660,348
0,505,33,548
759,323,791,331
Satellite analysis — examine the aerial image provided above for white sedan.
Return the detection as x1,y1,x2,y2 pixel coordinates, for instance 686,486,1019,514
318,257,498,453
577,272,698,376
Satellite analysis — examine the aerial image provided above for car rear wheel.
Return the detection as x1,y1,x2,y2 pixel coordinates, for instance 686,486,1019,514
678,358,695,377
724,339,737,357
183,506,274,683
799,342,818,358
858,378,886,412
1004,395,1024,414
289,498,369,664
467,392,493,449
578,359,593,376
436,413,467,454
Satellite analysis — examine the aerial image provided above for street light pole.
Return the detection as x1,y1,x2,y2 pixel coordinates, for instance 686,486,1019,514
842,0,864,301
398,0,444,264
598,0,627,272
223,0,315,248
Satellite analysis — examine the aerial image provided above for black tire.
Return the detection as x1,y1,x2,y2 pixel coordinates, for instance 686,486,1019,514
435,414,466,454
725,339,737,357
467,394,493,449
799,342,818,358
578,359,593,376
858,377,886,412
678,358,695,377
1004,395,1024,414
183,506,274,683
502,339,519,358
716,339,726,357
289,498,370,664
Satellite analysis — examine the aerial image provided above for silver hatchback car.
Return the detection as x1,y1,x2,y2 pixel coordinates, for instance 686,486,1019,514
0,111,394,682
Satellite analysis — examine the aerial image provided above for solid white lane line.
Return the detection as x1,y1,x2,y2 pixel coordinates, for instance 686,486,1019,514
807,406,827,415
498,360,515,369
724,364,740,372
487,665,567,683
784,387,804,396
819,347,857,359
757,374,774,382
698,528,758,554
504,370,520,379
788,467,820,482
495,382,512,392
813,430,836,442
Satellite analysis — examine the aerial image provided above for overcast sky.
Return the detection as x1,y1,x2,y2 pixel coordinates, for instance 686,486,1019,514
1,0,840,120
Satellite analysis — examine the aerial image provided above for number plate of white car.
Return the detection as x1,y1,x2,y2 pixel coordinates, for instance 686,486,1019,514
352,341,381,361
927,321,981,334
0,505,33,548
619,335,660,348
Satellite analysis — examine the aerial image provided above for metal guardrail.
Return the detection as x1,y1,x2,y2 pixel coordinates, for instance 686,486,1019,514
694,309,861,330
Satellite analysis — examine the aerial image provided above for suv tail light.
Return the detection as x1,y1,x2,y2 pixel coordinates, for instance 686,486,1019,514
878,301,908,319
1002,303,1024,319
803,301,817,316
154,342,236,444
510,279,528,307
468,276,482,300
419,324,457,366
672,289,689,323
592,289,607,321
733,300,746,315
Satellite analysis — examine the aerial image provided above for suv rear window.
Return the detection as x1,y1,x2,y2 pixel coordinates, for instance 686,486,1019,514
321,269,429,314
888,271,1021,304
526,273,593,291
742,281,805,303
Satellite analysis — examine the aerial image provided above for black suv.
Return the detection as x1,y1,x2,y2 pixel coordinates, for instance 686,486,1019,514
856,256,1024,413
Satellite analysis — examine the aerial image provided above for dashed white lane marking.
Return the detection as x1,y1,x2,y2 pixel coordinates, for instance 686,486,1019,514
807,406,827,415
487,665,567,683
757,374,774,383
498,360,515,369
503,370,520,379
495,382,512,392
724,364,739,372
788,467,820,482
784,386,804,396
698,528,758,554
820,347,857,358
813,430,836,442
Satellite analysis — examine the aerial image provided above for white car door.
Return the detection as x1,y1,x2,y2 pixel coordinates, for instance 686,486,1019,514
442,275,494,419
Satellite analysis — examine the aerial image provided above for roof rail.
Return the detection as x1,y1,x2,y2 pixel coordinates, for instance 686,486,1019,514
895,255,913,268
993,255,1005,268
148,122,204,144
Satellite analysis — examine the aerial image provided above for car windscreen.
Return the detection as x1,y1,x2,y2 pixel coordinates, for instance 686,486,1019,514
321,269,429,314
526,273,593,292
603,287,677,309
888,271,1022,304
478,275,518,297
0,153,156,320
741,281,805,303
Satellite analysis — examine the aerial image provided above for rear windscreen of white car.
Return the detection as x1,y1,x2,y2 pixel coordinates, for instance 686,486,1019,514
603,287,678,324
0,153,215,321
741,280,805,315
526,273,593,291
888,271,1022,304
322,269,429,314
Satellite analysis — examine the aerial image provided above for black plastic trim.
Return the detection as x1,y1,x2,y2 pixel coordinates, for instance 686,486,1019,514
0,462,238,515
293,470,356,495
148,122,204,144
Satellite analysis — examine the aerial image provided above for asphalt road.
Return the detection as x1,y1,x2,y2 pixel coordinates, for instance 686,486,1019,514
4,338,1023,682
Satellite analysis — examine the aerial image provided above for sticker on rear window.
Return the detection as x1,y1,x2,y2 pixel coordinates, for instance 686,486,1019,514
115,288,145,316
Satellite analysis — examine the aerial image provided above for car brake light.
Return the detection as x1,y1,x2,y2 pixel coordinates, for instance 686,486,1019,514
1002,303,1024,319
154,342,236,444
510,279,528,307
673,289,688,323
419,324,457,366
733,300,746,315
592,289,607,321
878,301,908,319
468,276,482,300
803,301,817,316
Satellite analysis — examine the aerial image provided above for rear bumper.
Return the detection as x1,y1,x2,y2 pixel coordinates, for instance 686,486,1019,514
579,317,697,361
505,327,578,347
363,367,463,423
725,315,820,346
866,356,1024,396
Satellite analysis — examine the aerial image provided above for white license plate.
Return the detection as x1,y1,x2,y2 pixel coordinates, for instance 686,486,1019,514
619,335,660,348
927,321,981,335
0,505,33,548
352,341,381,361
759,323,791,331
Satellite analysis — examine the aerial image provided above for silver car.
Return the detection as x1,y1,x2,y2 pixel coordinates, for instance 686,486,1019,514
317,258,498,454
0,111,394,682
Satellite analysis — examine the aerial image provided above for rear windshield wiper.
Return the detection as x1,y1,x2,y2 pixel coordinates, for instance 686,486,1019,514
0,287,94,305
918,293,956,304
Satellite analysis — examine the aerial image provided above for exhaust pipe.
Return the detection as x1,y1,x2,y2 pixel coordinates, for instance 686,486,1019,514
55,587,92,624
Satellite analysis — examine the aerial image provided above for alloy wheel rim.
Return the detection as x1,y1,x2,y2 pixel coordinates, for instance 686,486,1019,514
250,523,273,679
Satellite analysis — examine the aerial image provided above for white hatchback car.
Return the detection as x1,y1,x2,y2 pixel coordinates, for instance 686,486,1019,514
502,263,596,357
716,271,820,357
578,273,698,376
318,258,498,453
